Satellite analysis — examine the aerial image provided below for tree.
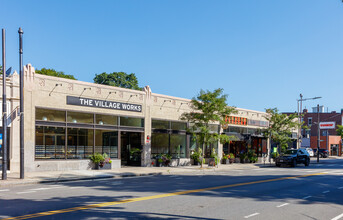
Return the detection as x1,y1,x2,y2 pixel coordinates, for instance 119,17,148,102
93,72,141,90
336,125,343,139
36,68,77,80
180,88,236,167
264,108,300,155
0,65,2,75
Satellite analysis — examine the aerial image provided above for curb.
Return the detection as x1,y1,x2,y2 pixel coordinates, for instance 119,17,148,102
0,172,163,187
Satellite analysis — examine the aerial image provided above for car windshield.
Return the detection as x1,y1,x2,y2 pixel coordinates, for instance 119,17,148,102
284,150,297,155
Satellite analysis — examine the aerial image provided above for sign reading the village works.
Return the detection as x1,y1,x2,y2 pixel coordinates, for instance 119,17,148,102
66,96,142,112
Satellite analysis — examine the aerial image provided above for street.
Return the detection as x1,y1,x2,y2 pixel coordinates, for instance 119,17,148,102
1,158,343,220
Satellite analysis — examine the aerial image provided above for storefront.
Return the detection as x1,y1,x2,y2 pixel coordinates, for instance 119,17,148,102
1,64,271,172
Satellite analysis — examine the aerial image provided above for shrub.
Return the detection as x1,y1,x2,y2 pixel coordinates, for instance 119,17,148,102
90,153,105,164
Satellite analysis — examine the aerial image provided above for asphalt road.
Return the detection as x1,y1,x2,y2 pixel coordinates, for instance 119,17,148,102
1,158,343,220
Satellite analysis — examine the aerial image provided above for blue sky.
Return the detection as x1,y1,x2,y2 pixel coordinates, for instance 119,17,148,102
1,0,343,112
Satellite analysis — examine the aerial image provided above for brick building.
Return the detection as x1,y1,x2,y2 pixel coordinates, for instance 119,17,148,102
300,107,342,156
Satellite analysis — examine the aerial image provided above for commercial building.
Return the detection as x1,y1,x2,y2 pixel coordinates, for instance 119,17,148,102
299,107,342,156
1,64,271,173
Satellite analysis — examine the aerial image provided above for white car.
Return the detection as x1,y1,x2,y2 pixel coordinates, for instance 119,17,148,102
302,147,314,157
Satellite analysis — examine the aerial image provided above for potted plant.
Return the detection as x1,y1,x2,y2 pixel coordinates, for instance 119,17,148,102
229,153,235,164
191,150,201,165
90,153,105,169
208,148,218,167
101,153,113,169
162,154,172,166
222,154,228,164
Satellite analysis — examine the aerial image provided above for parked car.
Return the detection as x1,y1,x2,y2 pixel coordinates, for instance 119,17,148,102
301,147,314,157
313,149,329,158
275,149,310,167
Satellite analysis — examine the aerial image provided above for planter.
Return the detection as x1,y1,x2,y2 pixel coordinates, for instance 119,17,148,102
229,158,234,164
208,158,216,167
221,159,230,164
234,158,240,163
102,162,112,169
94,162,112,170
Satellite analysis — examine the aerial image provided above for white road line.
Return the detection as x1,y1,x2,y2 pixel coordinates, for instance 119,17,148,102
244,213,260,218
277,203,289,208
31,188,50,191
48,186,65,189
338,187,343,189
302,196,312,199
0,189,9,192
331,213,343,220
323,191,330,194
16,191,36,194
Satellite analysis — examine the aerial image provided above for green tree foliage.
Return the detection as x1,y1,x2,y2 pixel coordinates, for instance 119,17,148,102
36,68,77,80
180,88,236,167
93,72,141,90
264,108,300,153
0,65,2,75
336,125,343,138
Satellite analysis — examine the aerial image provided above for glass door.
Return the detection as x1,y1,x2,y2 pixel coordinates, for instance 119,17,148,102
121,132,142,166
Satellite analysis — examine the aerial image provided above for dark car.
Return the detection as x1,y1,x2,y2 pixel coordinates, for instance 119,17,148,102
275,149,310,167
313,149,329,158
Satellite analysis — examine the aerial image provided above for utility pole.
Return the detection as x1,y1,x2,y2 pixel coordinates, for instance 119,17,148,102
18,27,24,179
317,104,320,163
2,29,7,180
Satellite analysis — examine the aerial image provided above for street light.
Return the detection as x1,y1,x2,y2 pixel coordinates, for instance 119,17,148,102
297,94,322,148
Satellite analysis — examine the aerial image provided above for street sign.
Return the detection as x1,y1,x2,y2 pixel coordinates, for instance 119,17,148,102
319,122,336,129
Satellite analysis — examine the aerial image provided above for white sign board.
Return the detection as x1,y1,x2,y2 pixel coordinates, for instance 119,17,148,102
319,122,336,129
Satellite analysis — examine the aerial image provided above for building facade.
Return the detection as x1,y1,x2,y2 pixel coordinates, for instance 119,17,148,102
1,64,271,173
300,108,342,156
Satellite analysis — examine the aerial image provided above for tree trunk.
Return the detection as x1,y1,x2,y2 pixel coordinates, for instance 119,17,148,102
201,142,205,168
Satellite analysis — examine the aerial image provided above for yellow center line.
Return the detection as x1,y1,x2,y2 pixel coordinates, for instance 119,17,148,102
3,172,325,220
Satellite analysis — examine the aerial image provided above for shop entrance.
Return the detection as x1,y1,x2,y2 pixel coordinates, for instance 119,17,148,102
121,132,142,166
331,144,339,156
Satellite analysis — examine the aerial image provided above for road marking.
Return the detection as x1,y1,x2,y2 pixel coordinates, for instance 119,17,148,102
244,213,259,218
323,191,330,194
302,196,312,199
3,172,325,220
16,191,36,194
31,188,49,191
0,189,9,192
338,187,343,189
331,213,343,220
277,203,289,208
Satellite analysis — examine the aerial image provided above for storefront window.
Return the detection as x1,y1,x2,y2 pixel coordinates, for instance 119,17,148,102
170,134,186,158
36,108,66,122
152,120,169,129
120,117,144,127
171,121,187,131
96,114,118,126
35,126,66,159
209,124,219,133
151,133,169,156
95,130,118,158
67,128,94,159
67,112,94,124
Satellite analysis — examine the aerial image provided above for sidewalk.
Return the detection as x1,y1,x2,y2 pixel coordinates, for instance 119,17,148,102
0,163,267,187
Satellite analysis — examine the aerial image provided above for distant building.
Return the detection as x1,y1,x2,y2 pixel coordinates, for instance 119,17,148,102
285,107,342,156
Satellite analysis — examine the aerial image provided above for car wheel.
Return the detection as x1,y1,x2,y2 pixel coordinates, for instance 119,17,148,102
305,158,310,166
319,154,323,158
292,160,297,167
276,163,281,167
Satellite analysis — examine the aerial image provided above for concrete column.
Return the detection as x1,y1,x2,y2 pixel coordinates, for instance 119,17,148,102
142,86,152,167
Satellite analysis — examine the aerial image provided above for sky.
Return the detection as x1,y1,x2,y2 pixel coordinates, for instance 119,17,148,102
1,0,343,113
